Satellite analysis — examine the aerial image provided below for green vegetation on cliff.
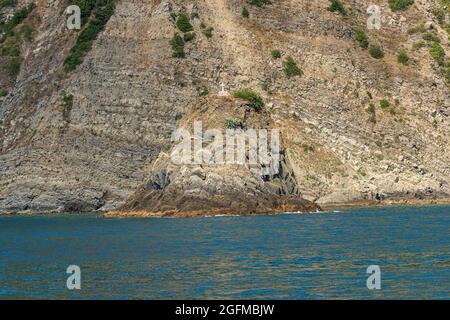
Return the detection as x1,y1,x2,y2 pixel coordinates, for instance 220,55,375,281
234,89,264,111
64,0,116,72
327,0,347,16
0,2,36,81
176,13,193,33
388,0,414,11
283,56,303,78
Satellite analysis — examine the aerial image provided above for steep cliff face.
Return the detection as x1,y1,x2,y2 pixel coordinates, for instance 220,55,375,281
0,0,449,214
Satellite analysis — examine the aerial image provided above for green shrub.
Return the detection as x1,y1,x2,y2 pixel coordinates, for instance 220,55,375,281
199,88,209,96
0,0,16,10
369,45,384,59
170,33,185,58
1,2,35,36
423,32,440,43
20,24,32,41
302,143,314,152
242,7,249,18
62,92,74,121
203,27,214,38
271,49,281,59
283,56,303,78
3,56,20,76
429,42,445,66
432,8,445,24
183,32,195,42
413,41,425,49
354,28,369,49
367,104,376,123
327,0,347,15
0,35,20,56
234,89,264,111
64,1,116,72
397,50,409,65
248,0,271,7
176,13,193,33
224,119,243,129
0,88,7,97
380,99,390,109
70,0,96,26
388,0,414,11
407,24,426,34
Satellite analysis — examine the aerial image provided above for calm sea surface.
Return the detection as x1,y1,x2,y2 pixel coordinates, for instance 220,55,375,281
0,205,449,299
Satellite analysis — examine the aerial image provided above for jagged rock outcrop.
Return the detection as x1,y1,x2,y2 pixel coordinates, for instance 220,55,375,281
106,95,321,216
1,0,449,215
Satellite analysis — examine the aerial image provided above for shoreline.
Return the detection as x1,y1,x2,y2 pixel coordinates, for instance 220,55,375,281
1,197,449,218
102,196,450,219
320,197,450,211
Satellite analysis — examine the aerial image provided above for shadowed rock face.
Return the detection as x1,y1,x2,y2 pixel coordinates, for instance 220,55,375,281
1,0,449,215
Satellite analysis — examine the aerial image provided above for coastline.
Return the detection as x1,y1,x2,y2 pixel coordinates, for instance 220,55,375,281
1,196,449,218
320,196,450,211
101,196,450,218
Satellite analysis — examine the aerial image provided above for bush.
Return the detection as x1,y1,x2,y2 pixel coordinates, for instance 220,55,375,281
20,24,33,41
283,56,303,77
234,89,264,111
327,0,347,16
248,0,271,7
423,32,440,43
271,49,281,59
380,99,390,109
0,35,20,56
413,41,425,49
3,56,20,76
170,33,185,58
64,1,116,72
0,88,7,97
1,2,36,36
429,42,445,66
203,27,214,38
0,0,16,10
388,0,414,11
176,13,193,33
70,0,96,26
62,92,74,121
224,119,243,129
397,50,409,65
242,7,249,18
354,28,369,49
432,8,445,25
369,45,384,59
183,32,195,42
407,25,426,34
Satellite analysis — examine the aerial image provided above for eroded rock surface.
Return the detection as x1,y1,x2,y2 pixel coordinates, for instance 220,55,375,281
1,0,449,214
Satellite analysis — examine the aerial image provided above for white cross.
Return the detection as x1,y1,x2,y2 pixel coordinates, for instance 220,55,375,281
219,82,228,96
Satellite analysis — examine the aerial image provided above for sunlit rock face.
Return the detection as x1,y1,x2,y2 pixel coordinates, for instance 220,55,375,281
0,0,448,214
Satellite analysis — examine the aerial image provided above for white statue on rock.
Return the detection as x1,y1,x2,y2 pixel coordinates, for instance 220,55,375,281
218,82,229,97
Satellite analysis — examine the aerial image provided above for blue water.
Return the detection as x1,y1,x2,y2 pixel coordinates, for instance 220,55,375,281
0,205,449,299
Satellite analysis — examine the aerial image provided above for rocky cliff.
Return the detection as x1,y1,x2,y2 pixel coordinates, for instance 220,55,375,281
0,0,449,215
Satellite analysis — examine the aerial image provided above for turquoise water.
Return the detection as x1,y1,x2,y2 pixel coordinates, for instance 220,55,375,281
0,205,449,299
